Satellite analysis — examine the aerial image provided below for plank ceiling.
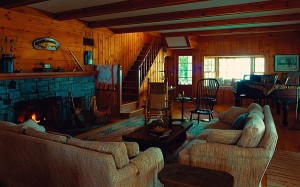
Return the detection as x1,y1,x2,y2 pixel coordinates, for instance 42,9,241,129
1,0,300,49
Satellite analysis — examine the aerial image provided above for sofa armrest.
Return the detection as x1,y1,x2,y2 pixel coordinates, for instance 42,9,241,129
130,147,164,175
190,141,271,159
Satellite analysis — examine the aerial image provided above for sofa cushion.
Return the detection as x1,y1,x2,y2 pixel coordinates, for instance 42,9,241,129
218,111,226,121
67,138,129,169
0,121,23,133
237,115,265,148
220,106,248,125
21,119,46,132
196,129,214,140
204,121,231,130
207,129,242,145
124,142,140,158
231,113,249,130
248,103,263,112
25,128,68,143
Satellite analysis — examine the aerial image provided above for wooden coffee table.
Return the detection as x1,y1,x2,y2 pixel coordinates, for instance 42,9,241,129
122,121,193,155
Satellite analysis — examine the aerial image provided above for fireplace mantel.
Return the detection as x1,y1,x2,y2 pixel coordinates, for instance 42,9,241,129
0,71,98,80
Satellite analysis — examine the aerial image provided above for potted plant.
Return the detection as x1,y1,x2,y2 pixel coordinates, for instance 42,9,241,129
0,34,17,73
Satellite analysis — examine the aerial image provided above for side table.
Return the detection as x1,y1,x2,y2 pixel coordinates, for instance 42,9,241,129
158,163,234,187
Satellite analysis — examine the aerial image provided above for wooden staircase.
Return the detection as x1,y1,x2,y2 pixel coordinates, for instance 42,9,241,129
120,38,161,118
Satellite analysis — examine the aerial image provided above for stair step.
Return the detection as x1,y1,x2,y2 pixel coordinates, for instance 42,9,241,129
120,108,144,119
127,70,138,76
123,81,137,87
122,89,137,95
121,101,138,112
125,75,138,81
122,94,137,100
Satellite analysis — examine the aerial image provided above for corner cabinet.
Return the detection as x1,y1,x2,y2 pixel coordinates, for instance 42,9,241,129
217,86,235,105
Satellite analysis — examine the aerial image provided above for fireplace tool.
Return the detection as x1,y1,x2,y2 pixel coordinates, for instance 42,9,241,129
67,48,84,71
69,91,84,127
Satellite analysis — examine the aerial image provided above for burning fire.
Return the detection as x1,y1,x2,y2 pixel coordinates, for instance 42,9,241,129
31,113,40,123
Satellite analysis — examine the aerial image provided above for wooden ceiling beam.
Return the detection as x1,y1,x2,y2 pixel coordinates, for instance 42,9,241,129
111,13,300,33
161,24,300,37
89,0,300,28
0,0,48,9
55,0,204,21
197,30,300,42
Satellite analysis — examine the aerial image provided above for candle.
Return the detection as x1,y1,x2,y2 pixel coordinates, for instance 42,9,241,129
182,91,185,97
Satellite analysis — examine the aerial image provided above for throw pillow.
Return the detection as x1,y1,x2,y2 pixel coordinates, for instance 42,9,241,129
217,111,226,122
123,142,140,158
21,119,46,132
248,103,263,112
231,113,249,130
207,129,242,145
220,106,248,125
247,109,264,121
0,121,23,133
237,115,265,148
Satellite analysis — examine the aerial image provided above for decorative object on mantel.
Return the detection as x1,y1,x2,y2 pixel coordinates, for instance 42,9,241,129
32,37,61,51
0,34,17,73
0,54,14,73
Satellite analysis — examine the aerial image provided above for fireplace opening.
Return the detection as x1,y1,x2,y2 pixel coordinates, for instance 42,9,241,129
15,97,63,131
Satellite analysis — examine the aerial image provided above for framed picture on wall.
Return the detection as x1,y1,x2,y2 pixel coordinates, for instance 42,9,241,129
274,55,299,72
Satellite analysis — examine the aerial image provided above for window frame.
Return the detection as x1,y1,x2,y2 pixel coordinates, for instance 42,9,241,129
203,55,265,81
178,55,193,85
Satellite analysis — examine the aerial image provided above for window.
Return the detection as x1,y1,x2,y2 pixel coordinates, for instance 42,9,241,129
204,56,265,85
178,56,193,85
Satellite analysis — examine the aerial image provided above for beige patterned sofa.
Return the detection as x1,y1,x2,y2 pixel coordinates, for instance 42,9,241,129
0,120,164,187
179,104,278,187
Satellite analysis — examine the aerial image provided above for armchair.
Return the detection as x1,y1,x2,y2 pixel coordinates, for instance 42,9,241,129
144,79,172,124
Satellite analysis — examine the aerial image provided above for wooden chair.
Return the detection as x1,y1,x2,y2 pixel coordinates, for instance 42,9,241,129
144,79,172,124
190,79,219,123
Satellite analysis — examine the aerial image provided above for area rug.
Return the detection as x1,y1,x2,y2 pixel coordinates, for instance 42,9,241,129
267,150,300,187
77,115,214,162
80,115,212,142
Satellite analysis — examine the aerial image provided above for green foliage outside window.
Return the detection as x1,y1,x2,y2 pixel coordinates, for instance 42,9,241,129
178,56,192,85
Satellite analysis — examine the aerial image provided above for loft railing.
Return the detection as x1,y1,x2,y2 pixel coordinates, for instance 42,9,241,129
137,37,162,87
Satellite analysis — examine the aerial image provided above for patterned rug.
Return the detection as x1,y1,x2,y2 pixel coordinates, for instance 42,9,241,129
77,115,214,162
79,116,212,142
267,150,300,187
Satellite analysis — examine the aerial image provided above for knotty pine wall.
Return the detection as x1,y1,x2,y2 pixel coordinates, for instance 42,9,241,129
169,32,300,99
0,7,155,78
196,31,300,79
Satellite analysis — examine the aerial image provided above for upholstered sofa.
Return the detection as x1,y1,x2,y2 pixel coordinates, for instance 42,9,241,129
0,120,164,187
179,103,278,187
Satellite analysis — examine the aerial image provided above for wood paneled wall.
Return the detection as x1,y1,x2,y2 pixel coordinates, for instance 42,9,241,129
169,32,300,98
197,32,300,76
0,7,152,76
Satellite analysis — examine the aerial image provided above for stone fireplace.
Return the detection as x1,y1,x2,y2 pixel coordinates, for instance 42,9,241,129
0,74,96,132
14,97,63,131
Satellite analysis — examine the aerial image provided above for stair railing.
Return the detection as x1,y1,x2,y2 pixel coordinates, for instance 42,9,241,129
137,37,162,87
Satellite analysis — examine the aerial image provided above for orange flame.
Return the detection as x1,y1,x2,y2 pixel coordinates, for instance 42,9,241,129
31,113,40,123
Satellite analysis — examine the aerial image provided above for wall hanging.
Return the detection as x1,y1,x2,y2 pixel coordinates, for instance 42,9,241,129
32,37,60,51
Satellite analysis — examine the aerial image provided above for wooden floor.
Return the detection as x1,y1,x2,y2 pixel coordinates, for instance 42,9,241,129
172,102,300,152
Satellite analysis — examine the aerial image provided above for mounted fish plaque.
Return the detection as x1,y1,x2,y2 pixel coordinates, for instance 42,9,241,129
32,37,60,51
